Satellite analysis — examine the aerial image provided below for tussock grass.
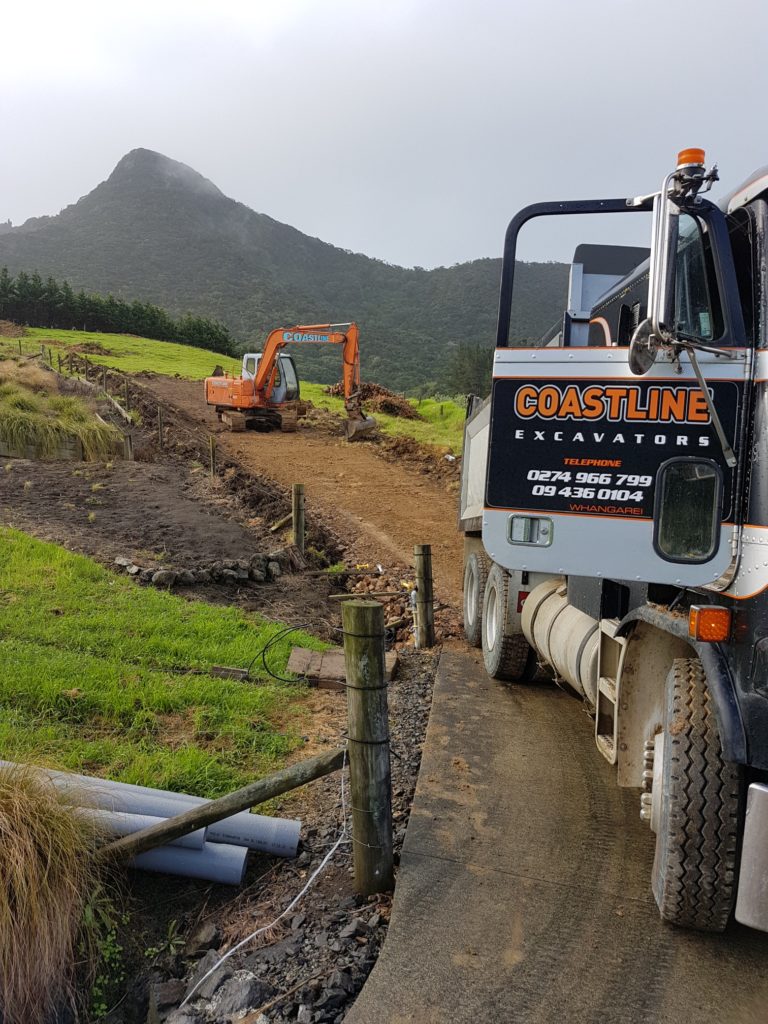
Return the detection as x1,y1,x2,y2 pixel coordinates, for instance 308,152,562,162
0,363,121,460
0,765,105,1024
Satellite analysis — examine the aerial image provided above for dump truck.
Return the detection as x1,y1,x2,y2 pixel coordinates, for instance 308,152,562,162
460,148,768,933
204,322,376,439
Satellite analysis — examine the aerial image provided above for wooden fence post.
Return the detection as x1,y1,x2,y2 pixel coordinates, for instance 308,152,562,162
209,435,216,477
342,599,394,895
124,433,134,461
292,483,305,555
48,347,53,366
18,339,22,355
83,356,89,382
157,405,164,448
57,353,62,374
68,352,73,375
413,544,435,649
123,378,130,411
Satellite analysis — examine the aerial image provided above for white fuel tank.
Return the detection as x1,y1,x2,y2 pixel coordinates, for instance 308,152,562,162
521,578,598,707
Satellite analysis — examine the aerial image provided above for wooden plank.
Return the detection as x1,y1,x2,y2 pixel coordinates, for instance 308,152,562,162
288,646,398,689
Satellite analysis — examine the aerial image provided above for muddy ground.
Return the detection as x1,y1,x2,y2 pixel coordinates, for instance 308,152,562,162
139,374,464,608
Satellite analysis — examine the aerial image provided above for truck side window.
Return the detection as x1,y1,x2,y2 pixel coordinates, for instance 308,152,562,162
244,356,257,378
675,214,723,342
654,459,722,563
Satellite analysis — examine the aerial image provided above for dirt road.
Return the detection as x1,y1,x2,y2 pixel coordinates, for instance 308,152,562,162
141,376,464,606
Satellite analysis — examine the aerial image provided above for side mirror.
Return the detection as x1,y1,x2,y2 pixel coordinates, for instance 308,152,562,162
628,318,660,375
629,188,680,376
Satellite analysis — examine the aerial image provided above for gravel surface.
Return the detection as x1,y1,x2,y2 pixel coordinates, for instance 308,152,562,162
141,648,439,1024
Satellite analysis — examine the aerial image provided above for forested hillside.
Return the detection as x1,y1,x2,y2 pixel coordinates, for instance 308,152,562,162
0,150,568,391
0,269,233,354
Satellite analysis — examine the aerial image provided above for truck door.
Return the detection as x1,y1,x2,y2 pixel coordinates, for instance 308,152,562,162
484,205,749,589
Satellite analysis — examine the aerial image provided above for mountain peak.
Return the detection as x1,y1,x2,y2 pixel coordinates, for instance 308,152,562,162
106,148,224,199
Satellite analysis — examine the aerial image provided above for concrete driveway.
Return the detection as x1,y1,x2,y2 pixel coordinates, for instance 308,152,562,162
346,647,768,1024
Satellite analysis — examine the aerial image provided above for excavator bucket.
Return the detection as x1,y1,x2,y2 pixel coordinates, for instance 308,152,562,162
345,413,378,440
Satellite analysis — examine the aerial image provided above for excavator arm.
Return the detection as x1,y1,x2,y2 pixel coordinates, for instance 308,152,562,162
254,323,374,438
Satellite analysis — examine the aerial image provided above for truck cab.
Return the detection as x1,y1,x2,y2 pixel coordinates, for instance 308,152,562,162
461,150,768,934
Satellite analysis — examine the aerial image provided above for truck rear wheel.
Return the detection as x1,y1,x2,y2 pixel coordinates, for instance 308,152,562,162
482,563,534,681
652,657,744,932
463,551,490,648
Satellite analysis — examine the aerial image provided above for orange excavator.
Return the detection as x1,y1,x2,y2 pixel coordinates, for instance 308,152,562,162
204,322,376,440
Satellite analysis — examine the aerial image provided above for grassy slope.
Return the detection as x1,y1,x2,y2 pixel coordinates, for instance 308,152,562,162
0,529,323,797
6,329,465,451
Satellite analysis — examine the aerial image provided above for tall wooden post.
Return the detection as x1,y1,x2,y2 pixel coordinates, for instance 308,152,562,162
342,600,394,895
18,339,22,355
123,378,130,411
68,352,73,375
413,544,435,649
292,483,305,555
48,347,53,366
157,406,164,448
209,435,216,477
124,433,134,461
57,353,62,374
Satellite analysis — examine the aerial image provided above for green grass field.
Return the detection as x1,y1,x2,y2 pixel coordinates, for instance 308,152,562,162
9,327,241,378
0,529,323,797
3,329,466,451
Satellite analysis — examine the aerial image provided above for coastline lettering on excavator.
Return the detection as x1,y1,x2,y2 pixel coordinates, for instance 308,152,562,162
460,149,768,934
204,322,376,439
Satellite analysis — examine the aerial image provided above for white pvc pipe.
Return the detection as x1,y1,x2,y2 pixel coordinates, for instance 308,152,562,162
74,807,206,850
131,842,248,886
0,761,301,856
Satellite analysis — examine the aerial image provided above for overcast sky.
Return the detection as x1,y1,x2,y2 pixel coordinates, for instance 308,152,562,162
2,0,767,268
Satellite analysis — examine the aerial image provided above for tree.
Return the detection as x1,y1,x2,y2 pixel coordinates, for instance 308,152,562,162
440,343,494,397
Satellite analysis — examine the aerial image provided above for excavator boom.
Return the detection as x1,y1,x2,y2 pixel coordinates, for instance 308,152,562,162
254,323,375,439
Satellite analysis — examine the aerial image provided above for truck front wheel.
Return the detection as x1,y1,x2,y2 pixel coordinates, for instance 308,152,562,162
652,657,744,932
481,563,534,681
463,551,490,648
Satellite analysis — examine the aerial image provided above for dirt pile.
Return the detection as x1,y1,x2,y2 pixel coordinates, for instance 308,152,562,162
0,320,23,337
324,382,423,420
376,434,461,487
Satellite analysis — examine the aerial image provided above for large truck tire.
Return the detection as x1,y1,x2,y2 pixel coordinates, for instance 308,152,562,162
481,563,535,681
463,551,491,648
652,657,744,932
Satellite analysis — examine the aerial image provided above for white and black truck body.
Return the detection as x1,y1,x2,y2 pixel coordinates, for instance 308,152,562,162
460,153,768,933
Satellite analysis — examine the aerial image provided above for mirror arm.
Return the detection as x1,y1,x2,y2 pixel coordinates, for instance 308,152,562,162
684,345,737,468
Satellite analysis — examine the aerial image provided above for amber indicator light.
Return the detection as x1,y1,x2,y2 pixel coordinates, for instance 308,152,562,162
677,147,706,168
688,605,731,643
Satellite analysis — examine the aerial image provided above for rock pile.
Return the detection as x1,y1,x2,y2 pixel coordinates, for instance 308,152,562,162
113,547,305,589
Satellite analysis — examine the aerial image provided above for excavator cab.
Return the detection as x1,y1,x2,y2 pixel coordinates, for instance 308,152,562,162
242,353,300,405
